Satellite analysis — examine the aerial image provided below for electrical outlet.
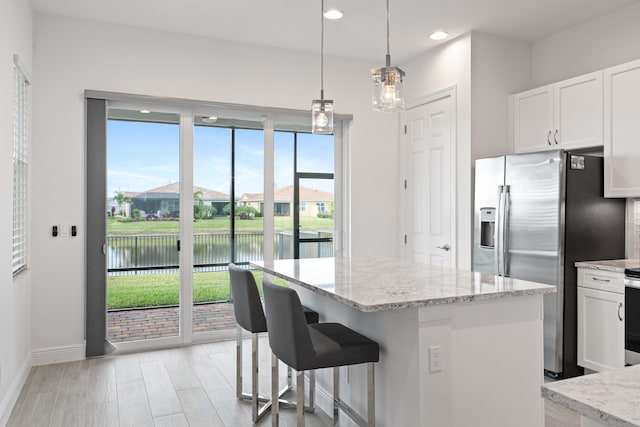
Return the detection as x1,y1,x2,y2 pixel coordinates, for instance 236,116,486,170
429,345,442,373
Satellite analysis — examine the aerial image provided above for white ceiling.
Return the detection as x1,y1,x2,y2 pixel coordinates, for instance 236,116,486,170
30,0,637,62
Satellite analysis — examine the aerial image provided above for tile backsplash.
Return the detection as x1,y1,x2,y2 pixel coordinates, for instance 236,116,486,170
627,199,640,260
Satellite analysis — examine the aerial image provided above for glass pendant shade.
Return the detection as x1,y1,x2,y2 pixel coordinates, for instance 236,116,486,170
311,99,334,134
371,65,405,112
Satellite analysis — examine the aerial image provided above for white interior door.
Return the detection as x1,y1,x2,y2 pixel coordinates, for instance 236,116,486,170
405,95,454,267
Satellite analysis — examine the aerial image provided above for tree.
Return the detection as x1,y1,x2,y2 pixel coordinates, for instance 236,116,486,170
113,190,132,217
194,204,216,219
193,190,203,204
235,205,258,220
222,203,257,219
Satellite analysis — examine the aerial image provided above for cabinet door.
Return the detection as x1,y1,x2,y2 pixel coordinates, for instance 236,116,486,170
512,85,553,153
554,71,603,150
577,286,624,372
604,59,640,197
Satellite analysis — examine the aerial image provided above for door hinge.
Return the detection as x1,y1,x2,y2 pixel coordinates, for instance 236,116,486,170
404,124,407,134
177,239,181,251
404,235,407,244
404,180,407,189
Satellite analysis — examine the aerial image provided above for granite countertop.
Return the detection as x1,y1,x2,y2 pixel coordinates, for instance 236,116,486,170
575,259,640,273
542,365,640,427
251,257,555,312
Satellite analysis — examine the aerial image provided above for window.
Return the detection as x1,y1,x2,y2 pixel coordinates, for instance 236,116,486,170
300,202,306,211
13,57,29,277
316,202,325,212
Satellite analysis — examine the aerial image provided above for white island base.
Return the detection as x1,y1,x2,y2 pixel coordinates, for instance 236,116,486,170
294,285,545,427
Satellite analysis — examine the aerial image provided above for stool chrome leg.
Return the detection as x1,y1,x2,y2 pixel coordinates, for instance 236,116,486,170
252,332,259,422
297,370,305,427
272,352,279,427
333,367,340,426
236,324,242,399
367,362,375,427
308,370,316,412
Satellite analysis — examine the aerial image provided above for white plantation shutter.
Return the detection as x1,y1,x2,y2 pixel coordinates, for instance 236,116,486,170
13,57,29,276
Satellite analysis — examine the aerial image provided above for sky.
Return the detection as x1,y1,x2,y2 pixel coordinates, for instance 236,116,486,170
107,119,334,198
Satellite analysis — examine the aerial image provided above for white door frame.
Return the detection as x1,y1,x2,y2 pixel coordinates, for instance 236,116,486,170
399,86,457,266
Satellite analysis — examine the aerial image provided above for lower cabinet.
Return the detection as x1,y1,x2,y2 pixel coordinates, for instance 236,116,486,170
577,268,625,372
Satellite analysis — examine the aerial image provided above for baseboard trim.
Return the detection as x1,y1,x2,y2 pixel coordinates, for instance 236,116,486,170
31,343,85,366
0,353,31,427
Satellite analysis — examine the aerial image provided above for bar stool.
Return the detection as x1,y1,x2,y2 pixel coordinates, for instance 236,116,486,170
262,277,380,427
228,264,319,423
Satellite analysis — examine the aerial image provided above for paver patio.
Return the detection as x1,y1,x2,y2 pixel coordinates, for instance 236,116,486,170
107,302,236,342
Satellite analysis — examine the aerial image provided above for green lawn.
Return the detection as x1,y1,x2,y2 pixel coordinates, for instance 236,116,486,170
107,269,286,310
106,215,326,309
107,216,334,235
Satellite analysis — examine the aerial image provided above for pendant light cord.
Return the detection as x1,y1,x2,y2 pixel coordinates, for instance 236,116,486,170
320,0,325,100
386,0,391,67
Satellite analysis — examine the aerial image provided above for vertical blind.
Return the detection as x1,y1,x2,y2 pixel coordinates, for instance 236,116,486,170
13,60,29,276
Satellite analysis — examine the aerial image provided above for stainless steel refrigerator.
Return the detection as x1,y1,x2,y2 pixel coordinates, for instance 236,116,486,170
473,150,625,378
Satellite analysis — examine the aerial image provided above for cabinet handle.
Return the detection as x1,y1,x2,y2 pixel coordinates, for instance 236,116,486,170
591,277,611,283
547,131,552,146
554,129,559,145
618,303,624,321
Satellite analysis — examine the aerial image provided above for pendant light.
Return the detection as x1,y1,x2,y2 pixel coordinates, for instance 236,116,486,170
371,0,405,112
311,0,334,134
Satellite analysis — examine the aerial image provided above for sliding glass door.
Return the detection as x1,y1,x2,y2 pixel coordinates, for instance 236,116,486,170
106,109,183,346
190,120,265,336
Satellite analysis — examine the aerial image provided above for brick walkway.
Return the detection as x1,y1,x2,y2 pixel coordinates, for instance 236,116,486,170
107,302,236,342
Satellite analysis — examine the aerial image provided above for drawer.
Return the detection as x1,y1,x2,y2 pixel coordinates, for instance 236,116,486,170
577,268,624,294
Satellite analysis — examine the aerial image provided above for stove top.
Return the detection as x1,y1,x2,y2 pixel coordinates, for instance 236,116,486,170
625,268,640,279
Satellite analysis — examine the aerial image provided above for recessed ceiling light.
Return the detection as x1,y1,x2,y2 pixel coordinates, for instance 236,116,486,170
140,109,151,114
202,116,218,123
324,9,344,20
429,31,449,41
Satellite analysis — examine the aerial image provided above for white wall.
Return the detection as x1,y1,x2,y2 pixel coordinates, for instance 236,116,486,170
401,34,472,269
532,2,640,86
31,13,398,354
470,32,531,160
399,33,530,270
0,0,33,423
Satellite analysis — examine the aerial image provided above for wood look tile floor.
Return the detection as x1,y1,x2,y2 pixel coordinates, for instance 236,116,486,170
8,337,580,427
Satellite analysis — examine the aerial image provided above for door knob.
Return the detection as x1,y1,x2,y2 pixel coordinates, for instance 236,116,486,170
436,244,450,251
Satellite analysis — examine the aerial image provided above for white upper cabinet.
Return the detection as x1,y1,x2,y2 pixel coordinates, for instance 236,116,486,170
512,85,554,153
604,59,640,197
511,71,603,153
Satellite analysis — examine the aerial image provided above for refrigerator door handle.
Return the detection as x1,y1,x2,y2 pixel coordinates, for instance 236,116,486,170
495,185,504,276
502,185,511,277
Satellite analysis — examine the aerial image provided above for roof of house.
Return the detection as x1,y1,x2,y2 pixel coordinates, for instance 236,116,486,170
132,182,230,201
240,185,333,203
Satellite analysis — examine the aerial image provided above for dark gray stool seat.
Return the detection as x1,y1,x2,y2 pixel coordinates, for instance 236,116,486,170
229,264,318,423
263,277,379,426
309,323,379,369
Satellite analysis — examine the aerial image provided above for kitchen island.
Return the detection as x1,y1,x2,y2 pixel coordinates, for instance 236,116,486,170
542,365,640,427
251,257,555,427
